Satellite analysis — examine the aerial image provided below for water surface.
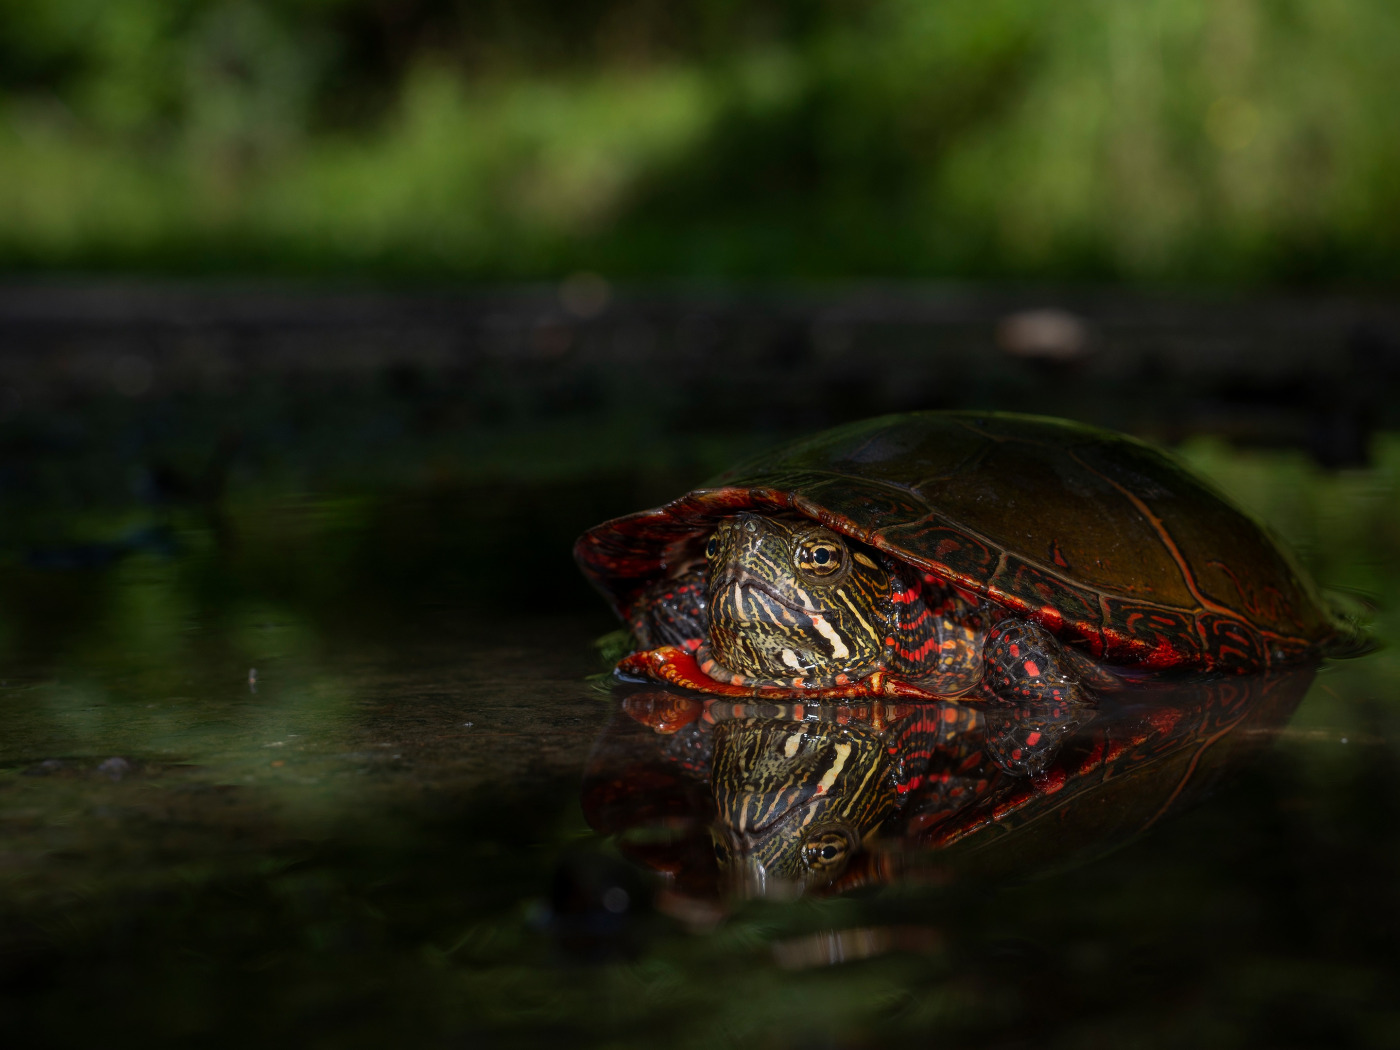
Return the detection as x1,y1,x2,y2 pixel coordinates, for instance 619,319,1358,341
2,295,1400,1046
0,442,1396,1048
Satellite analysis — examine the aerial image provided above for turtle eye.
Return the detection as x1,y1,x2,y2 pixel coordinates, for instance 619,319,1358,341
802,829,854,873
710,832,733,866
795,535,846,577
705,534,719,559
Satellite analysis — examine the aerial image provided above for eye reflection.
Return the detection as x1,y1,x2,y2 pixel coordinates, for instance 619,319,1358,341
802,828,854,873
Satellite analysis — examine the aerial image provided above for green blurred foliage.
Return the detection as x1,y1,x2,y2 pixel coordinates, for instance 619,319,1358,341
1,0,1398,281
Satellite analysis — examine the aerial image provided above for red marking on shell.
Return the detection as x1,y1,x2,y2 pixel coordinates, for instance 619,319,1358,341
1023,659,1041,677
1009,643,1020,658
892,587,920,604
1025,731,1042,746
1145,707,1183,735
989,787,1036,825
1034,768,1067,794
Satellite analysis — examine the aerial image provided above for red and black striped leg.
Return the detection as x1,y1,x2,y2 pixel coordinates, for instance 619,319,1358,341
886,703,1002,830
982,619,1086,708
628,568,708,652
883,570,984,690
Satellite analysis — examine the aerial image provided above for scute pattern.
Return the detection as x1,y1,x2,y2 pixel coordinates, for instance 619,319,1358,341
1100,600,1197,667
794,478,928,537
1198,611,1272,672
987,554,1104,649
877,519,1000,582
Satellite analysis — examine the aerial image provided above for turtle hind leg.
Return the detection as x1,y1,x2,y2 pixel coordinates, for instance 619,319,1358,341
982,619,1089,708
980,619,1089,775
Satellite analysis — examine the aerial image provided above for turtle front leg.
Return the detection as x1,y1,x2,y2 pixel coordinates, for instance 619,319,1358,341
981,619,1087,707
629,568,709,652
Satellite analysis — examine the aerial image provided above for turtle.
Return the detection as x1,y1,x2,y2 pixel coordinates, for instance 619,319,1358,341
575,412,1340,705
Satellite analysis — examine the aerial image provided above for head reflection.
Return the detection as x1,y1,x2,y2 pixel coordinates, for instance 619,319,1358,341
708,717,892,895
701,694,1082,897
583,668,1315,905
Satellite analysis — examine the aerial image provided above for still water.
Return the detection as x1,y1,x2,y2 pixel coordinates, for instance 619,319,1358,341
2,430,1399,1046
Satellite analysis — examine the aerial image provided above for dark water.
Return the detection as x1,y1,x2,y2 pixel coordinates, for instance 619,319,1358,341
2,289,1400,1047
3,468,1397,1048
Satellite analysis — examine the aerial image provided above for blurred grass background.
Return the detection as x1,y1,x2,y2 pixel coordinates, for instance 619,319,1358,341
2,0,1398,283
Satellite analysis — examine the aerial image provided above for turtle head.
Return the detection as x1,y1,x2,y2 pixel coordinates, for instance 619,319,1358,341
710,719,895,897
703,513,892,686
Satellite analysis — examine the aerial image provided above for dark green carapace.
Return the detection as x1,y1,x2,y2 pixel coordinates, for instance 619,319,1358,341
577,412,1342,702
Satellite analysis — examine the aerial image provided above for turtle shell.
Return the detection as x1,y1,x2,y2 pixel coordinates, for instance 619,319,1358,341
575,412,1338,673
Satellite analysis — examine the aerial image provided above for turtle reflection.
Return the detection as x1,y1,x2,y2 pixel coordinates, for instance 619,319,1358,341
581,668,1313,901
708,716,895,894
